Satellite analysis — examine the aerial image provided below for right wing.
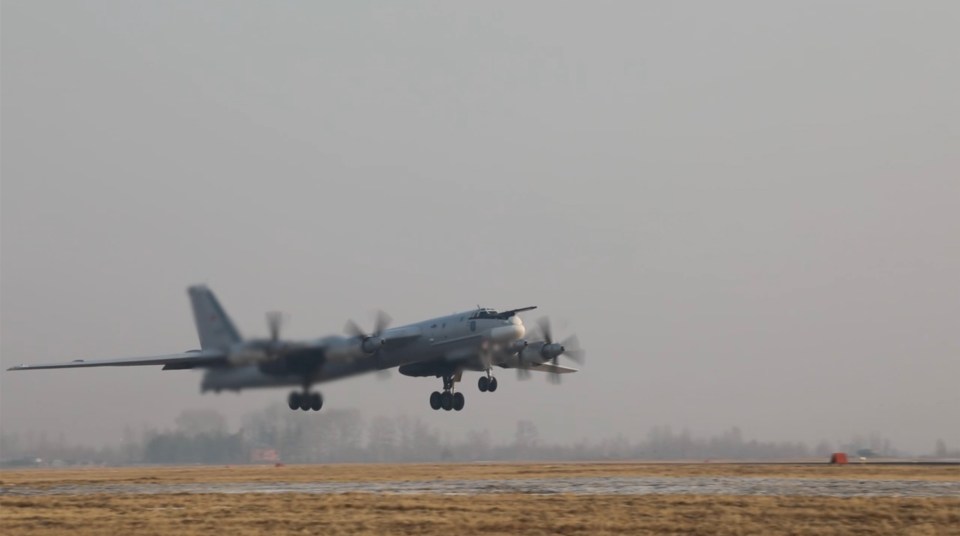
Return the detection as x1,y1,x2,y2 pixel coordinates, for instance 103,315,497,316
526,362,578,374
6,351,228,371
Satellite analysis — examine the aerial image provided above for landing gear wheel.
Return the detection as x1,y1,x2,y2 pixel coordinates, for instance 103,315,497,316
453,392,465,411
310,392,323,411
488,377,498,392
430,391,442,410
478,376,489,392
300,391,313,411
440,391,453,411
288,391,301,410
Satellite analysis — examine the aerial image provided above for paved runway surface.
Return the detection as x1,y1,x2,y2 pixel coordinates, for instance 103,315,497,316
4,476,958,498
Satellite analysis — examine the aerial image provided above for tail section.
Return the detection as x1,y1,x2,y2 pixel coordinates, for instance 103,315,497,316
188,285,242,350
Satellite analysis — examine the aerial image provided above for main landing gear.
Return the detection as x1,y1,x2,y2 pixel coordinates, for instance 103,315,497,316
288,390,323,412
429,374,465,411
478,374,498,392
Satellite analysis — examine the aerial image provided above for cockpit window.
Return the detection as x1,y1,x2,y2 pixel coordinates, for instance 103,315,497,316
469,308,498,320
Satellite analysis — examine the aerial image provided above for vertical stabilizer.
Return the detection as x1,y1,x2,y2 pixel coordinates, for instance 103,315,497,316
188,285,242,350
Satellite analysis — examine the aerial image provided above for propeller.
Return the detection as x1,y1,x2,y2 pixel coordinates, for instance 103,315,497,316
538,317,552,343
532,316,585,384
516,366,532,381
512,340,533,380
261,311,286,359
559,334,586,364
267,311,283,343
345,310,391,338
344,310,393,353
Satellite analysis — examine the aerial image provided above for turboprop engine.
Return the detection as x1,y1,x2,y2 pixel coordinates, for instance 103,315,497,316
513,340,566,367
323,335,385,363
511,317,586,382
226,311,288,365
324,310,392,364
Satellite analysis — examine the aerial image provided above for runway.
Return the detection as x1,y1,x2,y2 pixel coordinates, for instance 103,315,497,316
4,475,959,498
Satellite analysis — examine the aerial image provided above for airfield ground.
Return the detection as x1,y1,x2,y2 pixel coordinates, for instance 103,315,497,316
2,463,958,535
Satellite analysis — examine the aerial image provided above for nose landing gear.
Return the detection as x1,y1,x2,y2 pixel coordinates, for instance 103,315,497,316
478,374,498,392
429,374,465,411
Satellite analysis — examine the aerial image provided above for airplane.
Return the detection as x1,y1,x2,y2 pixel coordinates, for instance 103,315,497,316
7,285,584,412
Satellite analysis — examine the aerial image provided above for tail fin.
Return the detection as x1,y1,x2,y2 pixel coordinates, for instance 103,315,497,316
188,285,242,350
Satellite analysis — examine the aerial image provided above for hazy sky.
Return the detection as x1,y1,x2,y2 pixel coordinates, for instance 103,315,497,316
2,1,958,454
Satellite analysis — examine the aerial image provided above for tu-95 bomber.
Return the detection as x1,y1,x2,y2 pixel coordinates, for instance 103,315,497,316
8,286,584,412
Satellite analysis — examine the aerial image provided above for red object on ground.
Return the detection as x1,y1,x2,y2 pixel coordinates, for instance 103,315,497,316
830,452,848,464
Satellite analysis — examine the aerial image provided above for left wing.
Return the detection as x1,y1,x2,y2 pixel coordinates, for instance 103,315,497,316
6,351,228,371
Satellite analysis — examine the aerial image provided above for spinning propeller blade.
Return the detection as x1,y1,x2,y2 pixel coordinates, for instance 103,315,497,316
374,310,392,337
345,310,392,338
266,311,283,342
531,316,585,384
344,319,366,339
560,334,586,365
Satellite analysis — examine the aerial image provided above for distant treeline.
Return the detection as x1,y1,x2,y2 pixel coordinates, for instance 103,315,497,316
2,405,952,466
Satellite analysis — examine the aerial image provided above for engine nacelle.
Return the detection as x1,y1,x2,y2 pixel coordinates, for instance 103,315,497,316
513,340,566,366
541,342,565,361
323,336,384,363
518,341,548,366
361,336,385,354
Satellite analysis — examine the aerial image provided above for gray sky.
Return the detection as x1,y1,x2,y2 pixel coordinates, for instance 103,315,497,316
2,1,958,454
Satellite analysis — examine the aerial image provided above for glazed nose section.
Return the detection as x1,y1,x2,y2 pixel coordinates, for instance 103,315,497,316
491,317,525,342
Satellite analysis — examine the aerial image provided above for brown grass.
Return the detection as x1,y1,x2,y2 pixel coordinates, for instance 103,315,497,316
3,464,958,535
3,492,959,535
2,461,958,489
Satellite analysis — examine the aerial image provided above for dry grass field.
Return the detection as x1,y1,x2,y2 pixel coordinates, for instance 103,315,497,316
2,463,959,535
3,492,959,535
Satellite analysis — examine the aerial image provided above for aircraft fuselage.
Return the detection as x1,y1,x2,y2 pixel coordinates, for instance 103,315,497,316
200,311,524,392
